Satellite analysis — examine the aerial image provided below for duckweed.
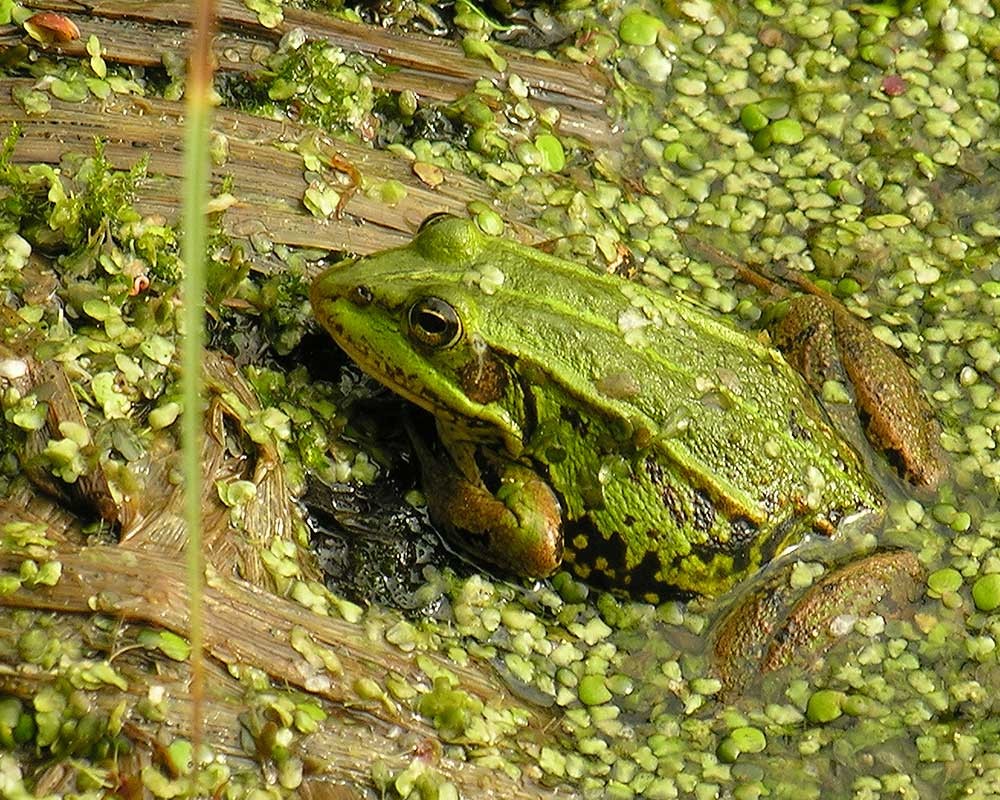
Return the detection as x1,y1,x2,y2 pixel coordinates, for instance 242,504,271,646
578,674,612,706
717,726,767,763
534,134,566,172
972,574,1000,612
619,12,664,47
806,689,845,723
769,119,805,145
927,567,963,596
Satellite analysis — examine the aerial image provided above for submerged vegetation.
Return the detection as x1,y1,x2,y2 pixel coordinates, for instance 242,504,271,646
1,0,1000,798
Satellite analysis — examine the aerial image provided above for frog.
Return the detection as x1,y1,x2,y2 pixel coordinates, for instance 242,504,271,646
310,213,916,601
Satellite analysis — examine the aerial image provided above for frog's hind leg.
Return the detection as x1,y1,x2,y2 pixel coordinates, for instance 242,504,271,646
774,296,945,488
833,310,946,488
771,295,843,389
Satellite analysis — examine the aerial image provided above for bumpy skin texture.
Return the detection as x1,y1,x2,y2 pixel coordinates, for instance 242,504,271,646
774,295,945,489
311,217,884,599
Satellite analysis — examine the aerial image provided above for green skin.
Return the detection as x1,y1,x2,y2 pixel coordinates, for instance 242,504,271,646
311,215,886,599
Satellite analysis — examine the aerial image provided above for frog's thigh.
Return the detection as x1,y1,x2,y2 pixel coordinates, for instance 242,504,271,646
425,456,564,579
773,295,840,390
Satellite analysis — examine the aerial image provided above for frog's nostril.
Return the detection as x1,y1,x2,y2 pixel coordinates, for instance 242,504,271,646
350,285,373,305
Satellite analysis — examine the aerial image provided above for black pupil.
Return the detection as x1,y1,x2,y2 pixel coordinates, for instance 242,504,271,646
418,309,449,334
409,298,460,347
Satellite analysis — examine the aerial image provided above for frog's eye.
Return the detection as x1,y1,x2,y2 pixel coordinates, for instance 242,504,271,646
417,212,455,232
407,297,463,348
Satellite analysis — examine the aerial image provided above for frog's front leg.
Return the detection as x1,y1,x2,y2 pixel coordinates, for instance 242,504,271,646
409,420,564,579
773,294,945,488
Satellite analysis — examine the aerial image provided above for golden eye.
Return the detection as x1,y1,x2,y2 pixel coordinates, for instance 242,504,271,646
417,212,455,232
407,297,462,348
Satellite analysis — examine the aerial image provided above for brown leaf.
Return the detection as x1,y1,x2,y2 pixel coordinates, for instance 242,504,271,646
24,12,81,45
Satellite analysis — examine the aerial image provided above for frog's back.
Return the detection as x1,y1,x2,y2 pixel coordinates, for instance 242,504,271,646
478,235,884,598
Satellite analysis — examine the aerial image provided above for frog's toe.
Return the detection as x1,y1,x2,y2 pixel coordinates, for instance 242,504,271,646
494,470,565,577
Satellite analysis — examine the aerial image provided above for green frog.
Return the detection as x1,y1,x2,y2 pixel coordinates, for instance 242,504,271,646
310,215,938,600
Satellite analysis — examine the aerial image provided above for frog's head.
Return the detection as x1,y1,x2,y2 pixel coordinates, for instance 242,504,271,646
310,215,527,454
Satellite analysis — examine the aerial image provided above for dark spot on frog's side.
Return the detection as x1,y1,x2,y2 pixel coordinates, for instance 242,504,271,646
691,517,764,584
644,453,664,486
690,540,752,579
692,489,716,532
383,365,409,391
623,549,676,602
560,405,590,435
563,514,628,578
726,517,759,551
688,517,760,578
563,517,681,601
787,409,812,442
661,484,687,526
